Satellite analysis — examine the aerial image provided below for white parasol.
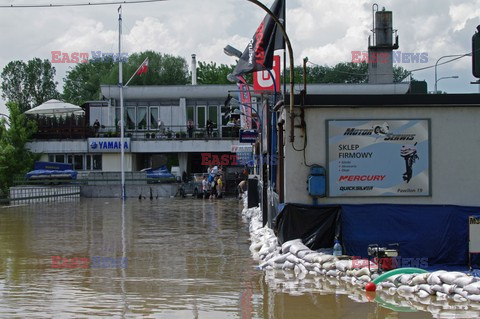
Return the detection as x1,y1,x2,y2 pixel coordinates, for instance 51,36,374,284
24,99,84,116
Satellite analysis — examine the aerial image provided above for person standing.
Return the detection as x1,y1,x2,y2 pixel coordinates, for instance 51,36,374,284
187,119,194,138
206,119,214,137
158,118,165,137
202,175,209,199
93,119,100,136
217,175,223,199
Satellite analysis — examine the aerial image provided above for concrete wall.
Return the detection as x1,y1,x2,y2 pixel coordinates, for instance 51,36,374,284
81,184,178,198
284,106,480,206
102,153,133,172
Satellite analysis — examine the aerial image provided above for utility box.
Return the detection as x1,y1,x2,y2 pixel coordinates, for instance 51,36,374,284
307,166,326,197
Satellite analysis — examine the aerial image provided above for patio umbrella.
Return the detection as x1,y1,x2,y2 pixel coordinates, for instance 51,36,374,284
24,99,84,116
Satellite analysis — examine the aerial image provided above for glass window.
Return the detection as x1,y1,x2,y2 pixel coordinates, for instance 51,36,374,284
126,107,136,130
197,106,205,128
74,155,83,170
48,154,54,162
137,106,147,130
187,106,194,127
208,106,218,128
67,155,73,164
149,107,159,129
55,154,65,163
93,155,102,170
86,155,92,170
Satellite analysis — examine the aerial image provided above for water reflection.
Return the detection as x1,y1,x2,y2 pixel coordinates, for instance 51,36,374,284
0,198,478,318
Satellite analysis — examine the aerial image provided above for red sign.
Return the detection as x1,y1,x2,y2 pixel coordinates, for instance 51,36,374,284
253,55,280,92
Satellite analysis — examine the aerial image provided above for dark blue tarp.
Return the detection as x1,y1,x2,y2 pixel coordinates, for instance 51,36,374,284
341,204,480,267
34,161,72,171
143,166,174,179
25,169,77,180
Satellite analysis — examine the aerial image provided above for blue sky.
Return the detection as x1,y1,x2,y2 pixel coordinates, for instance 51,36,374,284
1,0,479,114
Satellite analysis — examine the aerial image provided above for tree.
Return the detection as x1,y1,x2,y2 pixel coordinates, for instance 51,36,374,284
100,51,189,86
197,61,235,84
284,62,412,84
63,59,115,106
0,102,38,193
1,59,59,113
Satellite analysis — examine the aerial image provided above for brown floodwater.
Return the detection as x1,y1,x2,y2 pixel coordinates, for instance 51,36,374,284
0,198,478,318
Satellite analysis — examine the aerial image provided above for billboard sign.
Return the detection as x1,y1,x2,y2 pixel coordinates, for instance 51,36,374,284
253,55,281,92
88,138,131,153
239,129,258,144
327,119,430,197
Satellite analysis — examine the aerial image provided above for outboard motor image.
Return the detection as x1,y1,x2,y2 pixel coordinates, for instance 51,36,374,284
400,142,419,183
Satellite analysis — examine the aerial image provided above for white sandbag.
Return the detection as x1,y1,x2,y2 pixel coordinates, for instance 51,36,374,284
431,285,444,293
452,294,467,303
289,242,310,255
441,284,457,295
397,274,415,285
410,273,429,285
418,284,434,295
454,287,469,298
281,238,302,254
464,281,480,295
353,267,370,278
346,269,355,277
436,291,447,299
313,266,321,273
438,271,467,285
335,260,352,272
417,290,430,298
397,285,418,295
467,294,480,302
297,250,312,259
385,274,402,283
326,269,338,277
250,242,263,252
380,281,396,289
453,276,475,288
388,287,397,295
303,253,320,264
371,273,379,280
282,260,295,270
357,275,371,282
322,261,337,271
286,254,300,264
427,270,447,285
316,254,335,264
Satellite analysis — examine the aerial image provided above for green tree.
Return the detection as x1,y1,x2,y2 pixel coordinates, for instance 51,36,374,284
284,62,412,84
0,102,38,193
1,59,59,113
62,60,115,106
101,51,189,86
197,61,235,84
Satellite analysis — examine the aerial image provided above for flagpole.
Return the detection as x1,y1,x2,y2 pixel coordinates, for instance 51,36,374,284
119,5,126,200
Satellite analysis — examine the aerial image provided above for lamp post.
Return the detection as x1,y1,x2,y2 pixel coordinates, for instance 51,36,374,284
434,54,470,93
435,76,459,93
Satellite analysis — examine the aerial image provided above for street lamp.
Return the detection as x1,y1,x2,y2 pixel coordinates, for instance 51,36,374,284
434,53,470,93
435,76,459,93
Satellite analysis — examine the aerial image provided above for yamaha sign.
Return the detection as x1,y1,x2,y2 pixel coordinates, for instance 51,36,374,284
88,138,131,153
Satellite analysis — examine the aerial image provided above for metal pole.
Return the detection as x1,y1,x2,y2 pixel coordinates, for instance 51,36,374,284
434,54,470,93
119,6,126,200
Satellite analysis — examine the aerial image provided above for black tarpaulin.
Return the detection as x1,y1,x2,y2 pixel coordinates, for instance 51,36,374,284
273,204,341,250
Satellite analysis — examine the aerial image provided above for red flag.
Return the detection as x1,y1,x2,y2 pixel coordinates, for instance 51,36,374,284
136,58,149,75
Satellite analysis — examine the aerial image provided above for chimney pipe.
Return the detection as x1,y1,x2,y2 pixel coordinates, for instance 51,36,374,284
191,54,197,85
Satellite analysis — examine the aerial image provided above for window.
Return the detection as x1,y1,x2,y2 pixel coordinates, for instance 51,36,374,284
208,106,218,128
187,106,194,126
149,107,159,129
55,154,65,163
86,155,92,170
137,106,147,130
197,106,205,128
48,154,54,162
74,155,83,170
93,155,102,170
126,107,136,130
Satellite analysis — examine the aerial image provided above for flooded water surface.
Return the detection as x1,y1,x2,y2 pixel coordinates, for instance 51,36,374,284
0,198,475,318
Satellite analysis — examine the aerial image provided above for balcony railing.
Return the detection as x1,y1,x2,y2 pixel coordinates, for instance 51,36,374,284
32,121,240,140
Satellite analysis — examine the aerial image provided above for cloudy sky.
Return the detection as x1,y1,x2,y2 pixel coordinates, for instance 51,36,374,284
0,0,479,115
